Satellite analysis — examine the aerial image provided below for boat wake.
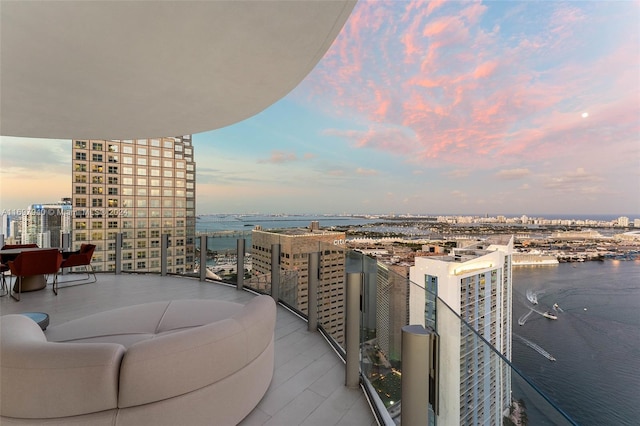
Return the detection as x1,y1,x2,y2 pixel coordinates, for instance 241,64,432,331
513,333,556,361
526,289,538,305
518,306,558,325
518,309,534,325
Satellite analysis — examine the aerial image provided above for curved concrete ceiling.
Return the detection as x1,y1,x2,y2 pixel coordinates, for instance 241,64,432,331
0,1,356,140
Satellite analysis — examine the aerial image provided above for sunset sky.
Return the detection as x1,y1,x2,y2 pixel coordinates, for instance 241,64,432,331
1,1,639,216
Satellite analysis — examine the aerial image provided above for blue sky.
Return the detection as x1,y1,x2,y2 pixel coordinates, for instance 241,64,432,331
1,1,639,216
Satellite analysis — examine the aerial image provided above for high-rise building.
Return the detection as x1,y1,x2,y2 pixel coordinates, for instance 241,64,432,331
1,213,12,243
252,223,346,343
21,200,72,248
71,137,196,273
373,263,410,363
409,236,513,426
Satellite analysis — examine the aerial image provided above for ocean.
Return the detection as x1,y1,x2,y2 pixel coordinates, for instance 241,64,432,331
512,260,640,425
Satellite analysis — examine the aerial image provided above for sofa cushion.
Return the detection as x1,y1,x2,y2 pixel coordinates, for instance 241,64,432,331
45,299,246,347
45,301,172,346
156,298,244,333
0,314,125,419
118,295,276,408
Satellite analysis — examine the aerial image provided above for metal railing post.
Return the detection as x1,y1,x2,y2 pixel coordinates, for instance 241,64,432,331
307,251,320,332
271,243,280,302
236,238,245,290
345,272,362,389
60,232,71,275
199,236,208,282
61,232,71,251
161,234,169,276
115,233,123,275
401,324,433,426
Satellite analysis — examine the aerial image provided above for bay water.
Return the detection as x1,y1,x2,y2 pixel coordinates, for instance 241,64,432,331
197,215,639,423
513,260,640,425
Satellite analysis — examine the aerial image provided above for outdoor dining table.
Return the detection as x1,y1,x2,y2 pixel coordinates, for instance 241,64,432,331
0,247,63,292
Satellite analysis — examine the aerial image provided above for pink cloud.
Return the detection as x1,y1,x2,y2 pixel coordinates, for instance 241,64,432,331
257,151,317,164
299,1,639,172
325,127,417,156
549,5,586,35
459,2,487,25
472,61,497,79
257,151,297,164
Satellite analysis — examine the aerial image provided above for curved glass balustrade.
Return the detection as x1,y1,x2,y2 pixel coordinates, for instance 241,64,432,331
71,233,577,425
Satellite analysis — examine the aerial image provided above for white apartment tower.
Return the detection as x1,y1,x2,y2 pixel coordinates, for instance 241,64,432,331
71,137,196,273
617,216,629,227
409,236,513,426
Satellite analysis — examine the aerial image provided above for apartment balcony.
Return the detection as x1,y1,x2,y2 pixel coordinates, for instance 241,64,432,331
1,237,578,425
0,272,376,426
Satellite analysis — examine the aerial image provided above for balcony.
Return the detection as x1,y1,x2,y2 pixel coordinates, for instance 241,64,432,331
0,273,376,426
1,235,578,425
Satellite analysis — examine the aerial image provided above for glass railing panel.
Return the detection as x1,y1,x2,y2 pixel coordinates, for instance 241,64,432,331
276,239,317,315
244,233,284,295
199,231,251,282
351,249,577,425
357,259,409,423
313,241,349,350
245,271,271,294
172,234,198,279
429,282,576,425
279,267,299,307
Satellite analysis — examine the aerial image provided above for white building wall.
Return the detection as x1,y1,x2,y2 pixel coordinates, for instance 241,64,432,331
409,238,513,426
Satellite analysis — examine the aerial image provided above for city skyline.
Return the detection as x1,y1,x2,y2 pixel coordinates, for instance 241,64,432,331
1,1,639,216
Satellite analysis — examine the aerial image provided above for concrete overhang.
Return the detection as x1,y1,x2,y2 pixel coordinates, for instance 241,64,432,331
0,0,356,140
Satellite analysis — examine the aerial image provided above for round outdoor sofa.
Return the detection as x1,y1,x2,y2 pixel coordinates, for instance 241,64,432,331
0,295,276,425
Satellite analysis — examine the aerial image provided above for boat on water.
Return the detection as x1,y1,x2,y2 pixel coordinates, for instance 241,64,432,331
549,356,556,362
543,311,558,320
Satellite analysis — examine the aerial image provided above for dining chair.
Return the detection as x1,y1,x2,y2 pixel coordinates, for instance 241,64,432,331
59,243,97,286
0,263,9,296
8,249,63,301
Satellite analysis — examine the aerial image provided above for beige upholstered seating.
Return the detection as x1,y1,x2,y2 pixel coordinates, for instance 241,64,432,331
0,295,276,425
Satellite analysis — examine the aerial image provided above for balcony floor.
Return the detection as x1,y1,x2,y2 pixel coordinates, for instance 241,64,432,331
0,273,377,426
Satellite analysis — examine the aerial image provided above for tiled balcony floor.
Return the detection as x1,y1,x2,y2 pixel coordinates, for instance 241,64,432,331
0,273,377,426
